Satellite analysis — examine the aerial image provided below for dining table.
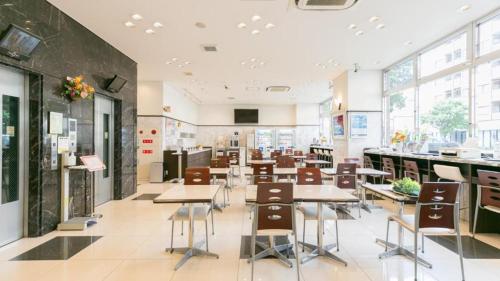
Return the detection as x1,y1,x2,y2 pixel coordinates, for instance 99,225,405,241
153,184,221,270
304,159,331,168
246,184,359,266
244,167,298,182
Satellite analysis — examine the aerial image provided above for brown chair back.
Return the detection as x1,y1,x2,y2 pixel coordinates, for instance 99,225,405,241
184,167,210,185
478,170,500,208
417,182,460,230
217,155,230,165
256,182,293,231
276,156,295,168
210,159,228,179
382,157,397,181
363,156,374,169
336,163,357,175
344,158,361,168
228,151,239,165
403,160,420,183
293,150,303,156
297,168,322,185
306,153,317,160
285,148,293,155
251,151,263,160
253,163,274,184
270,151,282,159
336,175,357,189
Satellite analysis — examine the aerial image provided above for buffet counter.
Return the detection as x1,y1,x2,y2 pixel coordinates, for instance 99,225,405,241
164,147,212,180
364,149,500,234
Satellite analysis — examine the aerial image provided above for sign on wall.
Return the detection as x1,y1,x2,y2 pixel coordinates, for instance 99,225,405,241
350,113,368,138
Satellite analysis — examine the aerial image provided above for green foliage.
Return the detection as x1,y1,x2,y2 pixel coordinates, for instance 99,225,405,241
393,177,421,196
421,100,468,139
389,92,406,113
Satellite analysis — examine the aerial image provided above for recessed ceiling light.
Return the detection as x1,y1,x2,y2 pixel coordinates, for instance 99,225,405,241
237,22,247,29
355,30,364,36
404,40,413,46
241,61,247,65
2,3,14,7
251,15,261,22
131,14,143,20
184,61,191,65
333,62,339,67
376,23,385,30
259,61,265,65
153,22,163,28
347,24,357,30
145,29,155,34
316,63,321,67
369,16,380,23
250,58,256,62
195,22,206,28
166,61,172,65
25,20,32,24
177,64,183,68
124,21,135,27
172,58,178,62
265,23,275,29
251,29,260,35
458,4,470,12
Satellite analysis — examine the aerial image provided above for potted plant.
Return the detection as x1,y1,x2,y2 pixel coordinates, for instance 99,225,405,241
392,177,421,197
62,75,95,101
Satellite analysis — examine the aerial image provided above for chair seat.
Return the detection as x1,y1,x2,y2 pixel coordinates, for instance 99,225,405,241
484,205,500,213
388,215,455,234
257,229,294,236
170,206,210,221
298,204,338,220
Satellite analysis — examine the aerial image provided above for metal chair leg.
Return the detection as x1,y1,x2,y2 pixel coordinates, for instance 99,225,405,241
205,219,209,251
170,220,174,252
335,219,339,252
302,218,306,252
181,220,184,236
421,233,425,253
414,231,418,281
385,219,390,252
251,212,257,281
292,204,301,281
456,228,465,281
211,202,215,235
472,187,481,239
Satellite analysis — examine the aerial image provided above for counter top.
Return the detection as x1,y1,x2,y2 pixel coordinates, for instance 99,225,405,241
310,145,334,150
186,148,212,155
364,149,500,167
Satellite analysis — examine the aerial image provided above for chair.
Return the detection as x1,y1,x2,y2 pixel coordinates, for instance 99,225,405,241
472,170,500,238
251,182,300,280
276,156,296,181
228,151,241,177
285,148,293,155
270,151,281,159
382,157,398,183
296,168,339,251
433,164,467,214
170,168,214,252
211,158,231,203
251,151,263,160
403,160,420,183
344,158,361,168
252,163,274,184
335,163,361,217
293,150,304,164
305,153,318,168
363,156,380,184
383,182,465,281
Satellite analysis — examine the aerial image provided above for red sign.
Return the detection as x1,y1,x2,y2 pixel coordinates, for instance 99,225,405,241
142,139,153,144
142,149,153,154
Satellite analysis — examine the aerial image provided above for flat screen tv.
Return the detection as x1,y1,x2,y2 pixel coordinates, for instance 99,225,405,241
0,24,42,61
234,109,258,124
106,75,127,93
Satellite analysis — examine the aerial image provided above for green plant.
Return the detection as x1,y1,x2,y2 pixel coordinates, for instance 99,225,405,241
393,177,421,196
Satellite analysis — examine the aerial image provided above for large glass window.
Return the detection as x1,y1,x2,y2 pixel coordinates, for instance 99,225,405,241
418,70,469,152
419,32,467,78
477,13,500,56
384,59,414,92
388,88,415,138
475,58,500,149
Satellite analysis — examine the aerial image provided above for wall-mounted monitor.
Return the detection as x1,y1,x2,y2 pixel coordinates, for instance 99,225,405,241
234,109,258,124
0,24,42,61
106,75,127,93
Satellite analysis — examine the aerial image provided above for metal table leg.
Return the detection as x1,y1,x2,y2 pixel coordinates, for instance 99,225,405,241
376,202,432,268
359,175,383,213
212,175,227,212
300,202,348,266
166,203,219,270
247,236,294,267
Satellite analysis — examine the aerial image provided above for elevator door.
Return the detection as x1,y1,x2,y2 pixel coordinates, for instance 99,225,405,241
94,95,114,206
0,65,24,247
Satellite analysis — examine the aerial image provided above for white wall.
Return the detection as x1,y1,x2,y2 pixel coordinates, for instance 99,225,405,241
296,104,320,125
137,81,163,116
163,84,199,124
197,104,296,126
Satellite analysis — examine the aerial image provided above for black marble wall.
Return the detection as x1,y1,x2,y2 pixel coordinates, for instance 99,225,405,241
0,0,137,236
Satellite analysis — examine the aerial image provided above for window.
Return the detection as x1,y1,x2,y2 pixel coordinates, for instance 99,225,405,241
475,58,500,149
418,70,469,150
477,13,500,56
384,59,414,92
419,32,467,77
388,88,415,138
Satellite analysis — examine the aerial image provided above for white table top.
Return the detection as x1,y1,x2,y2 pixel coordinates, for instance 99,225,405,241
209,168,231,175
304,160,331,164
361,183,416,202
246,184,359,203
321,168,391,176
291,155,307,159
153,184,221,204
243,167,297,176
248,159,276,165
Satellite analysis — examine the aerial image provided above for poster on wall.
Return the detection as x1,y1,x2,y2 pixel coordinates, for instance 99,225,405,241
332,114,345,139
350,113,368,138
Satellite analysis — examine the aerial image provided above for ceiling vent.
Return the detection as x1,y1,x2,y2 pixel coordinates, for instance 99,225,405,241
266,86,291,93
295,0,358,10
201,44,218,52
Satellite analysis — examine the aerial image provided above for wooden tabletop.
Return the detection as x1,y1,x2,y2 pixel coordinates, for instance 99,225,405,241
361,183,417,202
153,184,221,204
246,184,359,203
304,160,331,164
321,168,391,176
209,168,231,175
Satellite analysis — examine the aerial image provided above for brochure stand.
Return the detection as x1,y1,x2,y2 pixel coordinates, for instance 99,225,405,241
57,155,106,231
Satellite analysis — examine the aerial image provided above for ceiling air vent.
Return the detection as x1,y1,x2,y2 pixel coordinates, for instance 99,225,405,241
266,86,291,93
295,0,358,10
201,44,218,52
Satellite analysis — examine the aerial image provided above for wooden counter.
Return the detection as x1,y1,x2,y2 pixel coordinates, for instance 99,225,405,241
164,148,212,180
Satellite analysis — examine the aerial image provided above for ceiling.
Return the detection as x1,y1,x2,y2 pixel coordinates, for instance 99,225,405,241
47,0,500,105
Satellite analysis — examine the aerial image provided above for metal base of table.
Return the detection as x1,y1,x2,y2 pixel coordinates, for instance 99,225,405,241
167,241,219,270
247,239,294,268
360,203,383,213
376,238,432,268
299,242,347,266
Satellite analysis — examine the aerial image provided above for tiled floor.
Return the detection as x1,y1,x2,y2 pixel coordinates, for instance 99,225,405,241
1,176,499,281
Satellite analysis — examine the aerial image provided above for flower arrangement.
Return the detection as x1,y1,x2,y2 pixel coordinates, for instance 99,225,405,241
393,177,421,197
391,131,407,144
62,75,95,100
